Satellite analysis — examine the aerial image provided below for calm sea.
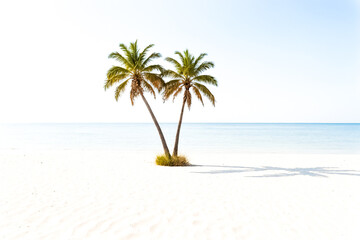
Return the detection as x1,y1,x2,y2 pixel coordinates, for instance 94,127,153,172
0,123,359,154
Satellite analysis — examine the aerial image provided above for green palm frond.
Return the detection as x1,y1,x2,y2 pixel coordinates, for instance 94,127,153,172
142,52,161,68
174,51,185,65
119,43,135,67
192,86,204,106
182,50,195,66
193,75,218,86
143,64,164,73
107,66,130,79
138,43,154,63
129,41,139,62
193,53,207,68
194,61,215,75
115,80,129,101
193,83,215,106
162,69,183,79
108,52,132,69
165,57,182,73
104,74,128,90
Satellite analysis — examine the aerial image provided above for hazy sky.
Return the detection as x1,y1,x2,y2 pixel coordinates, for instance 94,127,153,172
0,0,359,123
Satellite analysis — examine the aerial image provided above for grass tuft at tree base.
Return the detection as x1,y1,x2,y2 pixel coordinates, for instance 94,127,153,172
155,154,190,166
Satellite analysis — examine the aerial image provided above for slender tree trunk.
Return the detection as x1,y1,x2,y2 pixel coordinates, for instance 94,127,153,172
173,97,186,157
139,92,171,158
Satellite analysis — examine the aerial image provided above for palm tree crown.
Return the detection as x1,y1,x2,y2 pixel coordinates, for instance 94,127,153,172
105,40,165,104
163,50,217,108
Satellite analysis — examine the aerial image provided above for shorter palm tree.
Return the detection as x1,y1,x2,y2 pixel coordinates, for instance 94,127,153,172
163,50,217,157
105,41,171,158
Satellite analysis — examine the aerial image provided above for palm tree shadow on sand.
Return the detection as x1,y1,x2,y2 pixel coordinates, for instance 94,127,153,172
191,165,360,178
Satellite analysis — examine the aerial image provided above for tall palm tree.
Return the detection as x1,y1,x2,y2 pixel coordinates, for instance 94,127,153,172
163,50,217,157
104,41,171,158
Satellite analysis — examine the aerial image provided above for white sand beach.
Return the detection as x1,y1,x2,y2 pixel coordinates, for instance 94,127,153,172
1,150,360,240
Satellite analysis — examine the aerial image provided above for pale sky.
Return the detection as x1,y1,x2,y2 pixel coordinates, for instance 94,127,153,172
0,0,359,123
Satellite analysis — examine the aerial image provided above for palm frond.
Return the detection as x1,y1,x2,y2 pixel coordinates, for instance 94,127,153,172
193,75,218,86
142,80,156,99
192,86,204,106
104,74,128,90
142,52,161,68
181,50,195,75
194,61,215,75
119,43,135,67
165,79,182,88
165,57,182,72
108,52,132,69
174,51,185,65
144,72,165,91
161,69,183,79
106,66,130,79
172,87,183,101
129,41,139,62
115,80,129,101
143,64,164,73
163,80,182,100
193,83,215,106
193,53,207,68
138,43,154,63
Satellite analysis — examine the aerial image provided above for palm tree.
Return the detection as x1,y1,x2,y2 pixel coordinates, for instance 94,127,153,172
163,50,217,157
104,41,171,158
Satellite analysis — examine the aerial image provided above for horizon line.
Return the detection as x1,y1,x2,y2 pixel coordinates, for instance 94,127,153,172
1,122,359,124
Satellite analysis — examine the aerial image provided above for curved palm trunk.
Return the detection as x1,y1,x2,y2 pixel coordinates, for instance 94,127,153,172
173,97,186,157
139,92,171,158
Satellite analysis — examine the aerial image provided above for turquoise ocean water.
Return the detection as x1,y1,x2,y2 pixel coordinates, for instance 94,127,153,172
0,123,359,154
